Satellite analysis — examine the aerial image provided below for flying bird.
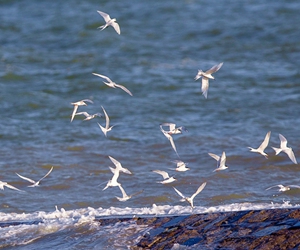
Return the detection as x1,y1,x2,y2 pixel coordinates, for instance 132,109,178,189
194,62,223,98
152,170,177,184
272,134,297,164
115,185,143,202
16,166,54,187
92,73,132,96
97,10,121,35
169,160,190,172
248,131,271,158
266,184,300,192
97,106,115,137
173,182,207,209
70,99,93,122
160,123,188,135
208,151,228,172
75,112,102,121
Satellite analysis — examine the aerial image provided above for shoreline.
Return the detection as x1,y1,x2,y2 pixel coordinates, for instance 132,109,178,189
96,207,300,249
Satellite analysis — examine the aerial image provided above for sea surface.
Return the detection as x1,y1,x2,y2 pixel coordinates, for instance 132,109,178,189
0,0,300,248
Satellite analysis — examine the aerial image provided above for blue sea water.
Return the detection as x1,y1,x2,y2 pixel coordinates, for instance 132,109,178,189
0,0,300,248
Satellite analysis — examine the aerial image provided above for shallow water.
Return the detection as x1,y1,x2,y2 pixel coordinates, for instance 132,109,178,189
0,0,300,248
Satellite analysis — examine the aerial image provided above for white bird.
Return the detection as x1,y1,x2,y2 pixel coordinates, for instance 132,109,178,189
194,62,223,98
208,151,228,172
103,167,121,191
169,160,190,172
115,185,143,202
97,106,115,137
248,131,271,158
75,112,102,121
173,182,207,209
97,10,121,35
160,123,188,135
70,99,93,122
92,73,132,96
266,184,300,192
16,166,53,187
0,181,24,192
108,156,132,175
272,134,297,164
160,126,180,158
152,170,176,184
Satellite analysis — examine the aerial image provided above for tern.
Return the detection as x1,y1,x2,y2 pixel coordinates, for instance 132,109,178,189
70,99,93,122
92,73,132,96
194,62,223,98
266,184,300,192
97,106,115,137
75,112,102,121
108,156,132,175
0,181,24,192
272,134,297,164
160,123,188,135
115,185,143,202
16,166,53,187
169,160,190,172
208,151,228,172
97,10,121,35
173,182,207,209
152,170,176,184
103,167,121,191
248,131,271,158
160,126,180,158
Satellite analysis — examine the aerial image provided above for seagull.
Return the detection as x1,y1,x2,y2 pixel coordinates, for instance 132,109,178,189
97,106,115,137
15,166,53,187
152,170,176,184
103,167,121,191
70,99,93,122
248,131,271,158
169,160,190,172
108,156,132,175
160,123,188,135
208,151,228,172
75,112,102,121
266,184,300,192
173,182,207,209
0,181,24,192
160,126,179,158
272,134,297,164
97,10,121,35
92,73,132,96
194,62,223,98
115,185,143,202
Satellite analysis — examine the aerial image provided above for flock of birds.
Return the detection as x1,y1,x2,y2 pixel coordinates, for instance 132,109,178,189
1,10,298,210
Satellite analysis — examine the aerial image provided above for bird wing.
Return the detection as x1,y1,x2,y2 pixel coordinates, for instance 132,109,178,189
173,187,185,199
92,73,111,83
71,105,78,122
115,83,133,96
101,106,110,129
97,11,111,22
168,135,179,156
117,185,128,198
258,131,271,150
4,183,24,192
152,170,169,179
38,166,53,183
265,185,281,190
191,182,207,200
279,134,288,148
205,62,223,74
201,77,209,99
75,112,89,117
15,173,36,184
220,151,227,167
81,99,93,104
111,21,121,35
109,156,121,169
284,148,297,164
208,153,220,161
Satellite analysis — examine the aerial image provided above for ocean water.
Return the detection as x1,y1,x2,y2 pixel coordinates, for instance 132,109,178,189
0,0,300,248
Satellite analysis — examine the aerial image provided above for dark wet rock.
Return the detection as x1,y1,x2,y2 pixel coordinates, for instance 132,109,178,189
96,208,300,249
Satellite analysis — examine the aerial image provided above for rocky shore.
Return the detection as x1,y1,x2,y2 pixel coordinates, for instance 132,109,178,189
97,208,300,249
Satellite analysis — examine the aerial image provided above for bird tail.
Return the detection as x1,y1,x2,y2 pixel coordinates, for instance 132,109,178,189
272,147,282,155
